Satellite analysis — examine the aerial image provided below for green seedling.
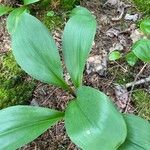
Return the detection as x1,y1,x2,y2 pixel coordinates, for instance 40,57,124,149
109,50,121,61
0,6,149,150
109,19,150,66
132,19,150,62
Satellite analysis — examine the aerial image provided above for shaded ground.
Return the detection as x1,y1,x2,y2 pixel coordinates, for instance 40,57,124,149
0,0,150,149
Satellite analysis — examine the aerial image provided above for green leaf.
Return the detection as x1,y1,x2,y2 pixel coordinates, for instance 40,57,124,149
65,86,127,150
0,105,64,150
118,114,150,150
0,5,13,16
62,7,97,87
132,39,150,62
11,13,68,89
23,0,40,5
126,51,138,66
140,19,150,35
70,6,92,17
7,7,27,34
109,51,121,61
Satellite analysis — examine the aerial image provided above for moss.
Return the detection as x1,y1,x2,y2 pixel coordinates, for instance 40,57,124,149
132,0,150,14
35,0,80,31
40,0,80,10
133,89,150,120
112,68,134,85
42,14,64,30
0,52,35,109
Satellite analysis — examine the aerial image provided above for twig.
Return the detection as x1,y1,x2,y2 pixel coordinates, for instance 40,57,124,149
125,76,150,88
125,63,148,112
115,61,128,72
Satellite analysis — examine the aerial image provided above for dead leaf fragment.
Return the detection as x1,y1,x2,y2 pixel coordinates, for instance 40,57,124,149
105,0,119,6
86,53,107,76
124,14,139,22
130,29,143,43
106,28,120,37
109,42,124,52
114,84,128,110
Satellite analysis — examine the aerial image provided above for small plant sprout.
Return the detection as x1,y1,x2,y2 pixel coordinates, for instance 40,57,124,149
110,19,150,66
0,6,150,150
108,50,121,61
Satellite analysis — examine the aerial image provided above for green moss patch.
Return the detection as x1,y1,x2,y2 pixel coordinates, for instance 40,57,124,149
42,13,64,30
0,52,35,109
133,89,150,120
132,0,150,14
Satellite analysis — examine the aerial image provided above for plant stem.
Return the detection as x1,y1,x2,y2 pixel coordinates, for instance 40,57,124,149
61,80,76,97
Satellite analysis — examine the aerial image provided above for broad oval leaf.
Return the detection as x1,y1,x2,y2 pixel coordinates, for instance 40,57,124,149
65,86,127,150
0,105,64,150
62,7,97,87
140,19,150,35
118,114,150,150
23,0,40,5
0,5,13,17
132,39,150,62
126,51,138,66
7,7,27,34
11,13,68,89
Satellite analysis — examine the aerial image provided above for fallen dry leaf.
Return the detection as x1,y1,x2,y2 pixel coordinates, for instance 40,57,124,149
114,84,129,111
86,52,107,76
106,28,120,37
124,14,139,22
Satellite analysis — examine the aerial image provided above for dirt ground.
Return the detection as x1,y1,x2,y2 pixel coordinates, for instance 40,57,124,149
0,0,150,149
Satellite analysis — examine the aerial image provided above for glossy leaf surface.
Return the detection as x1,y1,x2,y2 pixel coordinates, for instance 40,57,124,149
12,13,67,89
140,19,150,35
132,39,150,62
0,5,13,16
118,114,150,150
23,0,40,5
62,7,97,87
7,7,27,34
0,106,64,150
65,86,127,150
126,51,138,66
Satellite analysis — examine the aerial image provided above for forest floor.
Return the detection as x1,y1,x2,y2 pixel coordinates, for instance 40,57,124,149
0,0,150,149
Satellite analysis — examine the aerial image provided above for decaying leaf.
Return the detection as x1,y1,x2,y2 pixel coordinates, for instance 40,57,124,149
86,52,107,76
124,14,139,22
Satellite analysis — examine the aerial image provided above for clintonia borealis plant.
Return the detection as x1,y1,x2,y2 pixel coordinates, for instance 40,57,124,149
0,6,150,150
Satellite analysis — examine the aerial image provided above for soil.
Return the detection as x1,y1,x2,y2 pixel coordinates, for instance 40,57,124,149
0,0,150,150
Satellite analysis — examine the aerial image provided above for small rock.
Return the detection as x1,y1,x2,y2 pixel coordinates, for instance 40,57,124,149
124,14,139,22
86,52,107,76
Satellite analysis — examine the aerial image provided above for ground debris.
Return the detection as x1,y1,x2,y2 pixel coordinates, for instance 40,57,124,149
86,52,107,76
124,13,139,22
109,42,124,52
130,28,143,43
106,28,120,37
114,84,129,111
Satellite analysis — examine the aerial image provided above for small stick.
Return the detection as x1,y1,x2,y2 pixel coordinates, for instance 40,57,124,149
126,76,150,88
125,63,148,112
